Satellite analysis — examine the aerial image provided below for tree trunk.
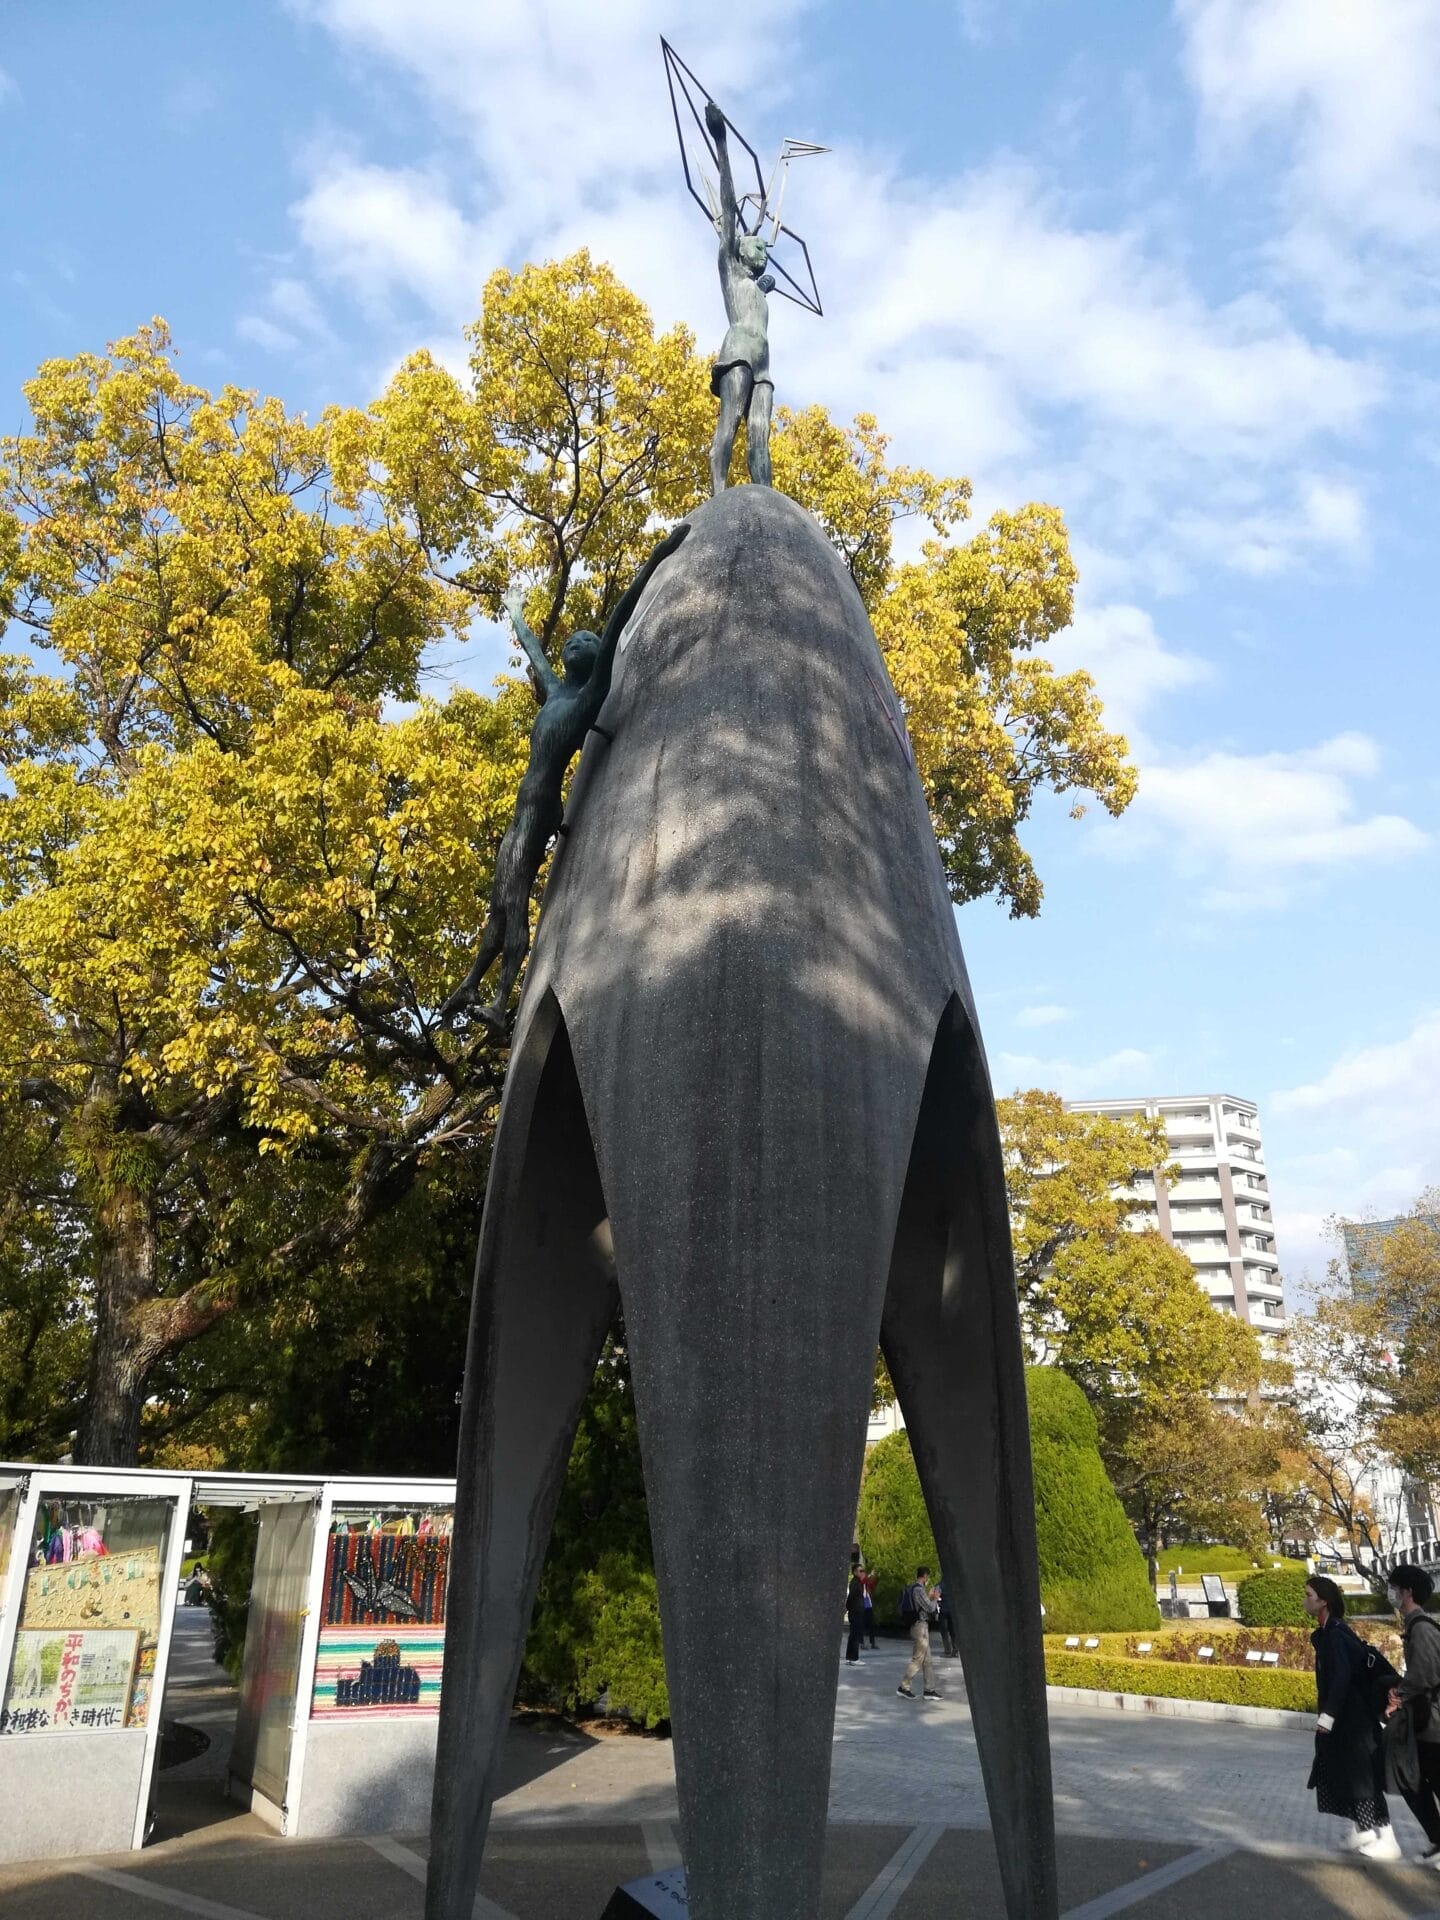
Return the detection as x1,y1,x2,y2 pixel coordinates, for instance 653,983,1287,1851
74,1181,158,1466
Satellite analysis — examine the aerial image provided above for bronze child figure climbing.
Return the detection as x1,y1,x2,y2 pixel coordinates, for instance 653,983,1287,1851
443,522,690,1029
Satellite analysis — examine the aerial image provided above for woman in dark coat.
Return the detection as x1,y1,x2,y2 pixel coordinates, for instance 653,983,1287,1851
845,1560,867,1665
1305,1574,1399,1858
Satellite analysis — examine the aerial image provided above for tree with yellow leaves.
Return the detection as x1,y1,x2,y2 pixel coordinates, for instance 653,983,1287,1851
0,322,521,1460
2,255,1138,1464
999,1090,1263,1408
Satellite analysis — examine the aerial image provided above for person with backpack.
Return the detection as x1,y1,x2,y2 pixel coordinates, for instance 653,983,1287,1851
896,1565,942,1701
1305,1574,1400,1859
1383,1563,1440,1864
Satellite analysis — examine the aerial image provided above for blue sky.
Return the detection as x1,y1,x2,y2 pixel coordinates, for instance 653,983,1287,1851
3,0,1438,1291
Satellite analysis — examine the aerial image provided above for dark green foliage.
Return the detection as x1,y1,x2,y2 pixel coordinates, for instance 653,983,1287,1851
1027,1366,1160,1632
1237,1568,1310,1626
520,1335,670,1727
856,1431,939,1627
0,1097,90,1460
176,1157,478,1477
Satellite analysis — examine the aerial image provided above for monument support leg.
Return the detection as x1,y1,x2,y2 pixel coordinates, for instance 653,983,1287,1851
426,1000,619,1920
611,1128,893,1916
880,999,1059,1920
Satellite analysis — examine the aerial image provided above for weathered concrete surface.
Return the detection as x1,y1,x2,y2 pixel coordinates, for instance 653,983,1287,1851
428,485,1055,1920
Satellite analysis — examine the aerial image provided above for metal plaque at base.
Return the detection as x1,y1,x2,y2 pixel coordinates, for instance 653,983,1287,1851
601,1866,688,1916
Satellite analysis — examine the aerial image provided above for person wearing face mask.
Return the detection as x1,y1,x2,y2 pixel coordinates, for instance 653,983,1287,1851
1383,1564,1440,1865
1305,1574,1401,1859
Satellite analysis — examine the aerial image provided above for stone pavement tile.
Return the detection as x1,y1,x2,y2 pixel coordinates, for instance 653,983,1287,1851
883,1830,1193,1918
110,1834,424,1919
1152,1846,1440,1920
150,1785,270,1846
0,1867,185,1920
1052,1836,1195,1912
487,1726,679,1826
817,1825,915,1916
476,1825,653,1918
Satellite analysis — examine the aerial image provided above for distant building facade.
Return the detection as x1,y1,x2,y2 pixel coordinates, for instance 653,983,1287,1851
1064,1093,1287,1333
1342,1215,1440,1300
864,1089,1287,1447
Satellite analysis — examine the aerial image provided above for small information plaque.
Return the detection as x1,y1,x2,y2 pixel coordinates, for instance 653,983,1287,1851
601,1866,689,1917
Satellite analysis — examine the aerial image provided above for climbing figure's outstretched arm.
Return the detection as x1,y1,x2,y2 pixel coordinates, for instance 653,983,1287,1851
503,587,560,702
590,522,691,709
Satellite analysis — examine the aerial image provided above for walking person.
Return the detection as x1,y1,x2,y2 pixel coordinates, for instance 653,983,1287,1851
1305,1574,1400,1859
1383,1563,1440,1866
936,1579,959,1659
897,1565,943,1701
845,1559,867,1665
861,1566,879,1650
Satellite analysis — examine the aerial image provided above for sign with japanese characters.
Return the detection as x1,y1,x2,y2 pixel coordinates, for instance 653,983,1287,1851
1,1628,140,1734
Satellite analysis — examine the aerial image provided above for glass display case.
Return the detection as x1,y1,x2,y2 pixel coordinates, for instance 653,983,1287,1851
1,1492,174,1737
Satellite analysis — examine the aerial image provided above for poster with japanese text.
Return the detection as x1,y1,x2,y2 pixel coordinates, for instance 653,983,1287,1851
1,1628,140,1734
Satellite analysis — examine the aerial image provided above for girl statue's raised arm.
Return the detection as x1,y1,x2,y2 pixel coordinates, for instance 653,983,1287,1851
502,587,561,702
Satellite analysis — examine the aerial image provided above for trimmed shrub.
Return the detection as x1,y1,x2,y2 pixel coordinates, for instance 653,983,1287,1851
1045,1648,1314,1713
858,1371,1160,1634
1237,1568,1309,1626
856,1430,939,1628
564,1553,670,1729
1028,1368,1160,1632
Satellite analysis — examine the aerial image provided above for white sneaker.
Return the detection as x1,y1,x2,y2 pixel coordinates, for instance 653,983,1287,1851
1340,1823,1370,1852
1355,1825,1402,1861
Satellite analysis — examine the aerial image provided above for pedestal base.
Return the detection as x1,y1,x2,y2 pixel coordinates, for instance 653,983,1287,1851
600,1865,688,1916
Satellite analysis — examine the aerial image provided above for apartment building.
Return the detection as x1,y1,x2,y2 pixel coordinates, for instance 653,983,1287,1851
1342,1214,1440,1301
1064,1093,1287,1332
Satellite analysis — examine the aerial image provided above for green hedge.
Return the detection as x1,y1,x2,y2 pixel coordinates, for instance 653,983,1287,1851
1157,1546,1295,1578
1028,1369,1160,1632
1237,1568,1309,1626
1045,1649,1315,1712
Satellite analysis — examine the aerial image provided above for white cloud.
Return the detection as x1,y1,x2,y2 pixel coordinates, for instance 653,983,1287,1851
1266,1010,1440,1277
996,1044,1158,1098
1172,473,1370,577
1179,0,1440,329
1047,601,1209,738
1015,1003,1071,1028
285,0,1384,585
291,0,808,219
0,66,16,105
238,275,336,355
1115,732,1430,900
237,313,301,353
1273,1009,1440,1132
292,162,487,315
811,163,1380,463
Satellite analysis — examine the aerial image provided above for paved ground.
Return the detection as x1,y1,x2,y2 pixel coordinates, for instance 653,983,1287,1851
6,1622,1440,1917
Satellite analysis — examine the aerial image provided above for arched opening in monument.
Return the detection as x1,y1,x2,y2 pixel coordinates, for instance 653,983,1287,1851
877,992,1057,1918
